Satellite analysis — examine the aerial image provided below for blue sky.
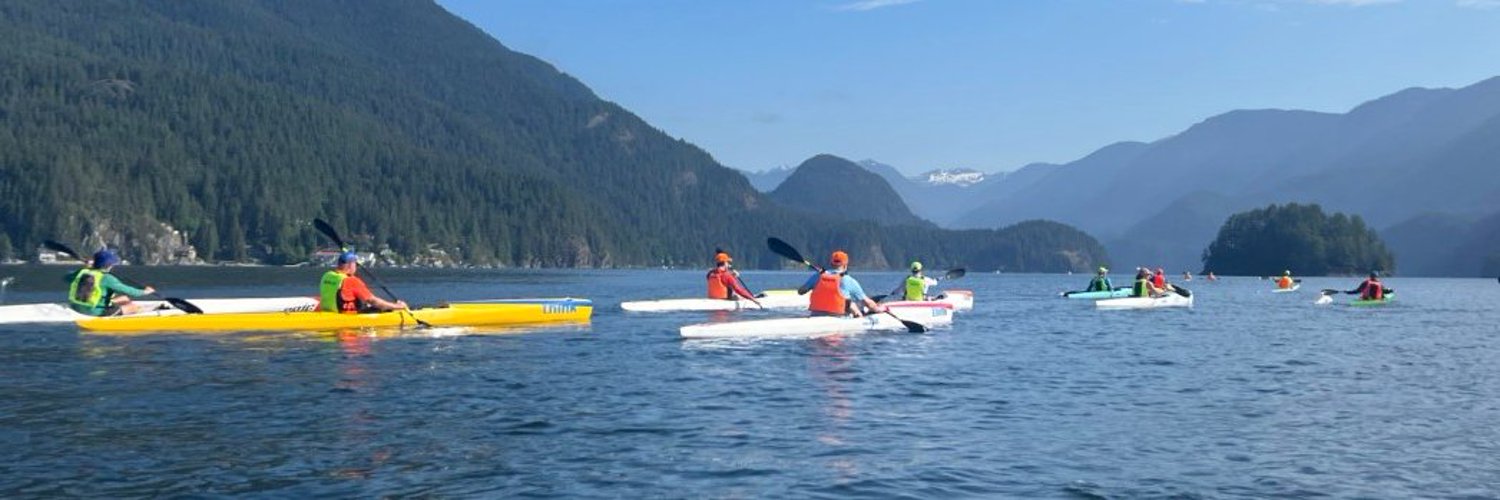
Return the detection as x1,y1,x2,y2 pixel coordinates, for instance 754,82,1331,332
436,0,1500,175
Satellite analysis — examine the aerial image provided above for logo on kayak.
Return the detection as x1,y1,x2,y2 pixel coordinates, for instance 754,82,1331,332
543,302,578,314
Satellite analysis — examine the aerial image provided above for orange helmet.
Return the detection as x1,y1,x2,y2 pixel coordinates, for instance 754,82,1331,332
714,252,731,264
831,250,849,265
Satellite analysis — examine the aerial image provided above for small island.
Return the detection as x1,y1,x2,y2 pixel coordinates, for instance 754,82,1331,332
1201,203,1394,276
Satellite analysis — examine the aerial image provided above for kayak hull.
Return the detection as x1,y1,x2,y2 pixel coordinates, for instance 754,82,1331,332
888,290,973,311
1061,288,1132,300
0,297,320,325
1272,284,1301,293
621,290,805,312
76,298,592,332
1350,293,1395,307
1096,293,1193,310
679,302,954,339
626,289,975,313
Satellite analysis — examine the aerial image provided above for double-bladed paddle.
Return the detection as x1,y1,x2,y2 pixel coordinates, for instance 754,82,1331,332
766,237,926,333
43,240,203,314
312,219,430,328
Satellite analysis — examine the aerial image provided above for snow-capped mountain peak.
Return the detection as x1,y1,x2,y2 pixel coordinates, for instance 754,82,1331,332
919,168,986,187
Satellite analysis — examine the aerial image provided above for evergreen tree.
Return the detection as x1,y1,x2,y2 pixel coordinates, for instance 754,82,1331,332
1202,203,1395,276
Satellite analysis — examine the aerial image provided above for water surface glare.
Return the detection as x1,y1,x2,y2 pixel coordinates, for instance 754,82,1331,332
2,267,1499,497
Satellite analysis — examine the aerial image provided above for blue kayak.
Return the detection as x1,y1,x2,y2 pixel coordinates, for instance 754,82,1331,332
1061,287,1132,300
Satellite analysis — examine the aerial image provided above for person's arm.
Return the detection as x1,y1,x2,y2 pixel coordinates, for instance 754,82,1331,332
842,277,881,317
101,274,152,298
727,274,760,304
797,273,819,295
349,278,407,311
1350,282,1367,295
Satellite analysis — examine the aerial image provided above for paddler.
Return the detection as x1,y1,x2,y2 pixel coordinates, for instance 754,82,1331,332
707,251,761,306
890,261,939,301
65,249,155,316
1133,268,1163,298
1350,271,1387,300
1152,267,1167,290
1083,266,1112,292
799,250,884,317
1275,270,1296,289
319,250,408,313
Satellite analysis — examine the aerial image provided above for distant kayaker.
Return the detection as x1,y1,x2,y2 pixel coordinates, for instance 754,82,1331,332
1182,271,1192,281
707,251,760,305
1206,272,1218,281
890,261,939,301
1133,268,1162,298
1276,270,1296,290
799,250,884,317
65,249,155,316
1084,266,1112,292
319,250,408,313
1351,271,1386,300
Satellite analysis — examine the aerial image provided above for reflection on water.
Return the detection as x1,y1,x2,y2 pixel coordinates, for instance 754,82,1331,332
2,269,1499,497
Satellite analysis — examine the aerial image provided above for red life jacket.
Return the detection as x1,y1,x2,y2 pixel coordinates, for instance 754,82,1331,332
706,268,730,299
1152,273,1166,288
809,272,847,315
1363,279,1383,300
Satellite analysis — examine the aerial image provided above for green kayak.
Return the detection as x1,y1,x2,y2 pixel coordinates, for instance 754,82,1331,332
1350,293,1395,307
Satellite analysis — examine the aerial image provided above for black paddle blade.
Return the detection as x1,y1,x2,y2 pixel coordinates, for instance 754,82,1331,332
1172,285,1192,298
42,240,83,262
313,218,346,248
889,312,927,333
766,237,804,263
164,297,205,314
943,268,966,281
1320,289,1340,295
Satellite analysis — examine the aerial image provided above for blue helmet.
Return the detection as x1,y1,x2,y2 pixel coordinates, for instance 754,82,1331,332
337,250,359,265
92,249,120,269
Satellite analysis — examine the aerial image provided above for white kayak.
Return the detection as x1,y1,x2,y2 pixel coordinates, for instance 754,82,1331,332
621,289,807,312
627,289,975,313
1096,292,1193,310
680,302,955,339
1272,284,1301,293
0,296,320,325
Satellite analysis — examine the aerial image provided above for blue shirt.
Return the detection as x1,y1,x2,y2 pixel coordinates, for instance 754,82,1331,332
802,271,868,302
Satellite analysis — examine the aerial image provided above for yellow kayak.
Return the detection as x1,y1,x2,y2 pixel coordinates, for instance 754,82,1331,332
76,298,592,332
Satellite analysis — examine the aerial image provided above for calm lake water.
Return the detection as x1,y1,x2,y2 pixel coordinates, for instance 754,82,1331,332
1,265,1498,498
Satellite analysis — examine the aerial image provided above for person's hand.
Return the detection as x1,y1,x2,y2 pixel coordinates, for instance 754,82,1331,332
395,300,409,310
143,286,156,295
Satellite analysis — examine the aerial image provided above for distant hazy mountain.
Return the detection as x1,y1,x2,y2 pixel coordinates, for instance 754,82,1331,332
742,166,795,192
770,155,931,227
951,77,1500,275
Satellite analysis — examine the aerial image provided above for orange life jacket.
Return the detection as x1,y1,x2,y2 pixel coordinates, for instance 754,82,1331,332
809,272,847,315
706,268,730,299
1278,276,1293,289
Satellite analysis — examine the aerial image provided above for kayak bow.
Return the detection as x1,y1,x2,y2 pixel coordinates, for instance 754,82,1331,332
76,298,592,332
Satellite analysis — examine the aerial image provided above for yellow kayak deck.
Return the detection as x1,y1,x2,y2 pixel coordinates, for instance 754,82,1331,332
77,298,592,332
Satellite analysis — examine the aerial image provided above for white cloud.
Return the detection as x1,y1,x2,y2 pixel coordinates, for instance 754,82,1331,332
833,0,923,12
1306,0,1401,5
1457,0,1500,8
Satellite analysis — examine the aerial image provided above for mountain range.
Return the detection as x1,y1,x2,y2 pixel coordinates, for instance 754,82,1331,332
0,0,1107,272
939,78,1500,276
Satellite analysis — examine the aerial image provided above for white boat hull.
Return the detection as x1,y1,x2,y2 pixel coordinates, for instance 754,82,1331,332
679,302,954,339
1095,293,1193,310
621,289,807,312
630,289,975,313
1272,284,1301,293
0,297,320,324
